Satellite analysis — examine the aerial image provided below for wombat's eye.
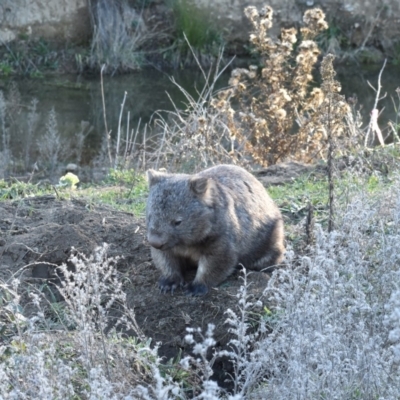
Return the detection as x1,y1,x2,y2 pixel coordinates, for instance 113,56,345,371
172,219,182,226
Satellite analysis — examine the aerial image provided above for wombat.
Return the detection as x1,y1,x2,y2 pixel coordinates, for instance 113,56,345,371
146,164,285,296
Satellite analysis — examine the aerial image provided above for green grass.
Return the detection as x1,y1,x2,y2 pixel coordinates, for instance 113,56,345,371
172,0,221,50
268,174,329,224
268,165,397,224
1,149,399,222
0,169,149,217
165,0,223,67
0,38,60,77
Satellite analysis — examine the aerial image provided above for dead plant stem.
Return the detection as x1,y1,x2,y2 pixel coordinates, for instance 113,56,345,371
365,59,387,147
327,96,334,233
115,91,128,169
100,65,112,166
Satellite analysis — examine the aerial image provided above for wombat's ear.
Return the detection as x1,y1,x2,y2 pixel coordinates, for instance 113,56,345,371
147,169,166,187
190,176,215,205
190,176,209,195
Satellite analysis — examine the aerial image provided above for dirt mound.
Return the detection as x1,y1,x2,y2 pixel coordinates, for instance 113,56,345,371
0,194,271,380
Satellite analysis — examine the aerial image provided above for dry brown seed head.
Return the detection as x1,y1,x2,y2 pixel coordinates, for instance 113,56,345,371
260,6,273,19
228,77,240,86
279,89,292,102
275,109,287,119
317,20,329,30
244,6,259,21
299,40,320,53
303,8,326,25
281,27,297,44
261,18,273,30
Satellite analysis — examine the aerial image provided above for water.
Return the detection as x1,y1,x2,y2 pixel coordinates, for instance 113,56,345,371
0,62,399,177
337,63,400,131
0,69,226,171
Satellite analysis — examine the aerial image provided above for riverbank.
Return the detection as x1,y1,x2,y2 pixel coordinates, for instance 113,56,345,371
1,0,400,77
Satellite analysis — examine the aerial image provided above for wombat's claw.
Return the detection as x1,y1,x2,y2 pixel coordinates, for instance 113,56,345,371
158,277,183,294
185,282,209,296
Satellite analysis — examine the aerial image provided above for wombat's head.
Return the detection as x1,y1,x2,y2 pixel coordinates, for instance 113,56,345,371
146,170,216,251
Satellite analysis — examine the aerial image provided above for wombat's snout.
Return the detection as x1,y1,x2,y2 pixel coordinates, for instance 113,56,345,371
148,233,166,250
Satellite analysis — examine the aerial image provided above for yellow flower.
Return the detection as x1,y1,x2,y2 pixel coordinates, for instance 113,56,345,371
59,172,80,190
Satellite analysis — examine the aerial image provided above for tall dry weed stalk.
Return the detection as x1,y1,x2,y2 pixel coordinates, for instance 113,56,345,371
25,98,39,171
37,108,66,178
0,83,23,178
212,6,352,166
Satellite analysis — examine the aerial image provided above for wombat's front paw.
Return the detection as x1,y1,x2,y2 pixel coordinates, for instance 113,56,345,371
158,276,183,294
185,282,209,296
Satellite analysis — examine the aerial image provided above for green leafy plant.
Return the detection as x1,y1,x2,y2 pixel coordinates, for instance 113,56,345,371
168,0,223,67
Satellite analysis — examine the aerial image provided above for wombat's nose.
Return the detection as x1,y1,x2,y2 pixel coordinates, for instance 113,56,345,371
148,234,165,249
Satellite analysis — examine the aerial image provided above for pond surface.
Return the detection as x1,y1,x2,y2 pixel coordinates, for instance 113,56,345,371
0,62,399,178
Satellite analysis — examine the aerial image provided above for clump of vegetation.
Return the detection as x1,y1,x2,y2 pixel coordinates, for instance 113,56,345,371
0,38,60,77
88,0,150,74
151,6,360,172
168,0,223,68
0,244,179,399
212,6,353,166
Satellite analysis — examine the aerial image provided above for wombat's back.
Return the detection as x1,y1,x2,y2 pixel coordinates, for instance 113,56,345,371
198,164,284,269
198,164,278,214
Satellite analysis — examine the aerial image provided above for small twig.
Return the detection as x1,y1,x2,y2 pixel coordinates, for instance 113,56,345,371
100,65,112,166
365,59,387,147
115,91,128,170
27,162,38,184
52,185,60,199
327,95,335,233
388,121,400,143
131,118,141,158
142,124,147,171
357,7,383,52
305,202,315,245
122,110,130,168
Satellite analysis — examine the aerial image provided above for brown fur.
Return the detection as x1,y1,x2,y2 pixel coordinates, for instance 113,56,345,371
146,164,285,295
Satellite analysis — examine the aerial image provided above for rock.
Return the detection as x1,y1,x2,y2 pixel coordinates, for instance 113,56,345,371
0,0,91,44
65,163,79,173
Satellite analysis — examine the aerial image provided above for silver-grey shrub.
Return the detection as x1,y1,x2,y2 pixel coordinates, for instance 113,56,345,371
0,245,182,399
221,176,400,399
